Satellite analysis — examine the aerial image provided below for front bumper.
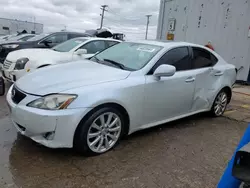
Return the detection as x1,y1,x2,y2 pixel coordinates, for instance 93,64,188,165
6,86,92,148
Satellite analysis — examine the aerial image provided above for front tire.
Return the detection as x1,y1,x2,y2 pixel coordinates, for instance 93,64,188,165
74,107,124,156
210,90,228,117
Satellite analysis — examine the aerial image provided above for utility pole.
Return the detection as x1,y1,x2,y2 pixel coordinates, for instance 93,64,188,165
100,5,108,29
145,15,152,40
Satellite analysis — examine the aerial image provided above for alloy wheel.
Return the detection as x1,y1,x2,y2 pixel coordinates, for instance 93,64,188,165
87,112,122,153
214,92,228,116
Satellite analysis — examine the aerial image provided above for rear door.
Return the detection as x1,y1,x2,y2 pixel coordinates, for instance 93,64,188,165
190,47,220,111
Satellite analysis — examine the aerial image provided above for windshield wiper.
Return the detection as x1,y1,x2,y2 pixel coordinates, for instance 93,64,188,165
103,59,128,70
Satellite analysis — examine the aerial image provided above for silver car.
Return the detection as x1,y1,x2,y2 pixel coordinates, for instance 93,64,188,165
6,40,237,155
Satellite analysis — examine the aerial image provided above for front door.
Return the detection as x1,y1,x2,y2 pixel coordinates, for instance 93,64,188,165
143,47,195,125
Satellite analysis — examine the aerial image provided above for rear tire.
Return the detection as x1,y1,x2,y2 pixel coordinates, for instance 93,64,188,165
210,90,228,117
74,107,125,156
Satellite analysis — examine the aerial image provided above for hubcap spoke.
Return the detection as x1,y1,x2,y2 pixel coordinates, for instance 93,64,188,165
109,118,118,128
109,126,120,132
107,133,117,141
104,136,109,149
106,114,113,126
88,132,100,139
97,136,104,150
100,115,105,126
90,136,101,147
92,123,101,131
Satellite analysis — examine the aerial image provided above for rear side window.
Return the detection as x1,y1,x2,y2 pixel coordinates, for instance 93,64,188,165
192,47,218,69
68,33,88,39
151,47,191,73
106,41,119,47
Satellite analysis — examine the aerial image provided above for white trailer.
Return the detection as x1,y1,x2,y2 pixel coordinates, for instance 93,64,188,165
0,18,43,36
157,0,250,82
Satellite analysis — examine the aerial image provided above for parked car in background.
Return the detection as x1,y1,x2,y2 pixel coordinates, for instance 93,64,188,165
3,34,36,42
6,41,237,155
1,37,120,82
0,31,90,64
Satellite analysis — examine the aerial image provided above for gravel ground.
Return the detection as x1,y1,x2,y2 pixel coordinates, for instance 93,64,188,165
0,85,249,188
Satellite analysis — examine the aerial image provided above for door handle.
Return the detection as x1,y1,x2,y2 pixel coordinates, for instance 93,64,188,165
185,77,195,83
214,71,223,76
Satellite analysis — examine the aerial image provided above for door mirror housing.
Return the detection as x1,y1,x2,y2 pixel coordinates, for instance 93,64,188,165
75,49,87,55
42,40,52,47
153,64,176,77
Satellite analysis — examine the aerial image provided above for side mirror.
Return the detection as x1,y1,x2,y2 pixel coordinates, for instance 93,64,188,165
75,49,87,55
153,64,176,78
43,40,52,46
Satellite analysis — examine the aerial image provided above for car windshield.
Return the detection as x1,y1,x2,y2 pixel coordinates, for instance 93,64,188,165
52,38,87,52
27,33,50,41
90,42,163,71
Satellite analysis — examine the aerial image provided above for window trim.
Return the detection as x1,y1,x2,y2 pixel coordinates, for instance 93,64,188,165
190,47,218,70
147,46,192,75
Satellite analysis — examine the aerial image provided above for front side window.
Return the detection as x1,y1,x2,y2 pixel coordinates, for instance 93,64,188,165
44,34,68,44
192,47,218,69
91,42,163,70
27,33,50,41
151,47,191,73
52,38,87,52
80,41,106,54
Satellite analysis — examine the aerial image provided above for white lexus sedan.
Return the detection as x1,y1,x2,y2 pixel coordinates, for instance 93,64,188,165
6,41,237,155
2,37,120,82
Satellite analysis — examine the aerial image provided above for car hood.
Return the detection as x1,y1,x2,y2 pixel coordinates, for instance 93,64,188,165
0,40,34,45
7,48,71,63
16,60,131,95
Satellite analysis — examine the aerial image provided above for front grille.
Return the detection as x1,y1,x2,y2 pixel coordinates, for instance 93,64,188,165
3,60,13,70
11,86,26,104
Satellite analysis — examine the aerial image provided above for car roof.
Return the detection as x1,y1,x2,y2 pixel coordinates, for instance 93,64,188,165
71,37,121,42
52,31,92,36
126,39,207,49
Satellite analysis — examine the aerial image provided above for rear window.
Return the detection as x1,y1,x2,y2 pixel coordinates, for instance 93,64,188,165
192,47,218,69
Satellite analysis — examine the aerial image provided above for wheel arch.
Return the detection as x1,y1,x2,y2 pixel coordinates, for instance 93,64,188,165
221,86,232,103
73,102,130,146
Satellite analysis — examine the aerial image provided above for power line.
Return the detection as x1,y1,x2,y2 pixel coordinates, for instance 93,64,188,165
100,5,108,29
145,15,152,40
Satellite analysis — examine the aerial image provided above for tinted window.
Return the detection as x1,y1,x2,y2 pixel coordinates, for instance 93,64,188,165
53,38,87,52
28,33,50,41
80,41,106,54
68,33,88,39
45,34,68,44
152,47,191,73
106,41,119,47
192,47,218,69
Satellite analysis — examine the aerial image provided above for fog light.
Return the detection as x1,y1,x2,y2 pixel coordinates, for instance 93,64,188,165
44,131,55,140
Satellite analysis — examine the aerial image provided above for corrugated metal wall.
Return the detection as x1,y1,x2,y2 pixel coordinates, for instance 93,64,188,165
157,0,250,81
0,18,43,36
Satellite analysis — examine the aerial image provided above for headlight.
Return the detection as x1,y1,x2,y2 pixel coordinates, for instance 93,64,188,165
15,58,29,70
27,94,77,110
2,44,19,49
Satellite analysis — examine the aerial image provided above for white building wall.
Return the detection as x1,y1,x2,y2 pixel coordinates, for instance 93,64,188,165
0,18,43,36
157,0,250,81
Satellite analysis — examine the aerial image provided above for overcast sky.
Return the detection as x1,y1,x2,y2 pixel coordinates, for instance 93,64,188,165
0,0,160,40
